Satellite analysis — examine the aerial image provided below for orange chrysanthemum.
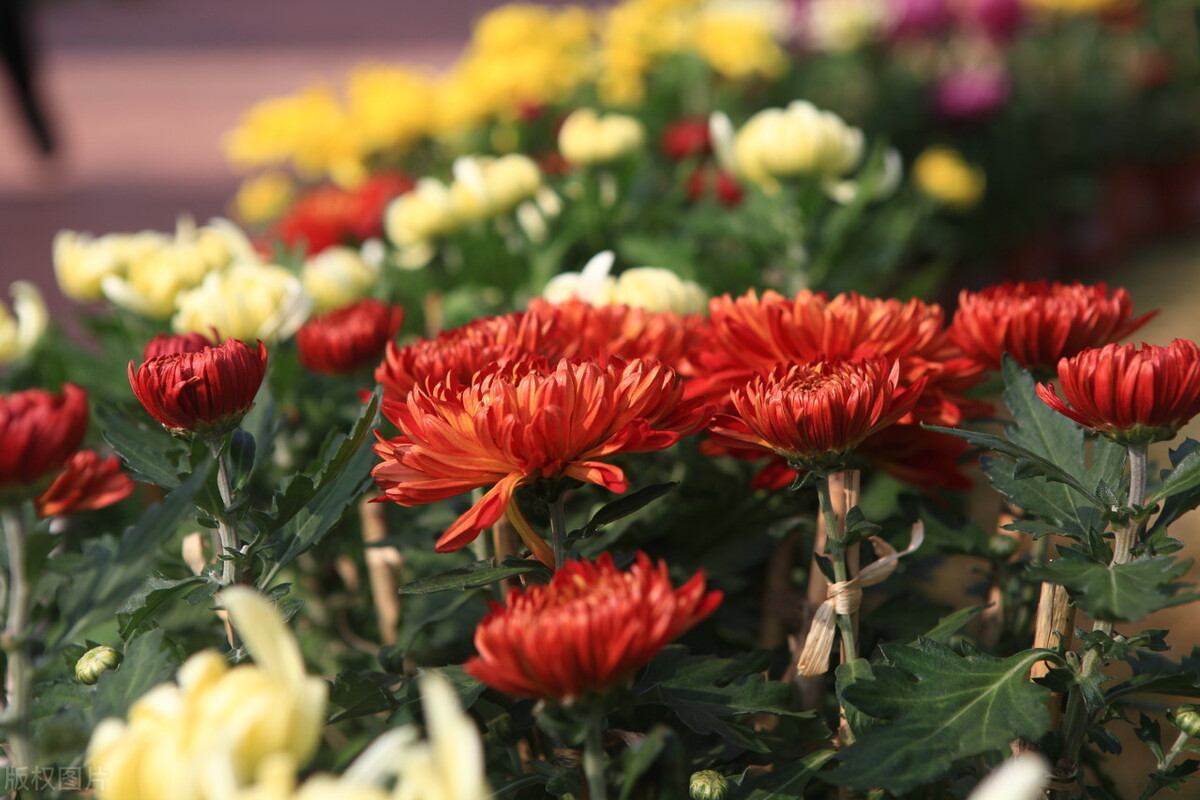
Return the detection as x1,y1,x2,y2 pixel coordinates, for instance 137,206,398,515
466,552,722,703
375,311,558,408
372,357,711,553
527,298,703,370
689,289,985,427
709,360,925,473
950,281,1156,372
35,450,134,518
1036,339,1200,445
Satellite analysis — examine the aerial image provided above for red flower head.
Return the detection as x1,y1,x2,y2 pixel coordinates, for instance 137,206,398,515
142,330,220,361
686,166,744,208
129,338,268,437
375,310,559,408
527,298,703,370
373,357,711,553
0,384,89,497
277,173,414,255
661,117,712,161
690,289,986,427
1036,339,1200,445
709,360,925,473
950,281,1156,373
466,552,722,703
297,299,403,375
35,450,135,517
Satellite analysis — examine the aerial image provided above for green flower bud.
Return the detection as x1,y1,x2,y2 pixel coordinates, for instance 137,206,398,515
76,645,122,685
690,770,729,800
1172,704,1200,738
987,533,1020,560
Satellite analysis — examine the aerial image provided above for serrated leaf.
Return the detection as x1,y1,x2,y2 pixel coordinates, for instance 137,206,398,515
1107,648,1200,702
1026,552,1194,622
118,575,207,640
922,605,989,644
47,465,207,652
740,749,836,800
96,404,186,488
259,392,380,587
1148,440,1200,536
397,557,551,595
1147,439,1200,505
830,639,1055,794
328,670,401,724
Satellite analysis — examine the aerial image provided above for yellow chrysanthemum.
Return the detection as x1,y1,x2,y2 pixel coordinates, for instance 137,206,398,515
912,146,987,211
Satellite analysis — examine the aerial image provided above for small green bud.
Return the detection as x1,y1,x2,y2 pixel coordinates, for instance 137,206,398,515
76,646,122,685
987,533,1019,560
690,770,728,800
1172,704,1200,738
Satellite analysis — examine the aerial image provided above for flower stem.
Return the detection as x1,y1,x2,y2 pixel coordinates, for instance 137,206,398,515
583,708,608,800
1,507,34,769
208,437,241,586
1138,729,1191,800
548,494,569,571
815,475,859,674
1055,442,1151,793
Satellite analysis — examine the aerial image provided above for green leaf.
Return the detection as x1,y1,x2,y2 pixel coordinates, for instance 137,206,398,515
1148,440,1200,536
386,589,482,664
328,671,401,724
1027,551,1195,622
1148,439,1200,505
396,557,551,595
90,629,177,722
739,749,837,800
644,648,827,753
922,605,989,644
617,726,669,800
830,639,1056,794
96,404,186,488
47,465,207,652
259,392,380,587
118,575,208,640
1107,648,1200,702
571,482,679,540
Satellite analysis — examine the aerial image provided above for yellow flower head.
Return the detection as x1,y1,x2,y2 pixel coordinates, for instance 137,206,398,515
346,64,434,156
912,146,987,211
0,281,48,365
173,261,312,342
559,108,646,165
87,589,329,800
1022,0,1132,14
729,101,864,193
384,177,462,256
302,246,380,314
450,154,543,221
232,172,296,227
53,229,169,302
543,251,708,314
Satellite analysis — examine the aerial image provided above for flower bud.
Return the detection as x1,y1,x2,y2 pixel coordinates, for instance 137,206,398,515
1172,704,1200,738
689,770,729,800
77,646,123,685
913,146,986,211
0,281,48,366
987,533,1020,560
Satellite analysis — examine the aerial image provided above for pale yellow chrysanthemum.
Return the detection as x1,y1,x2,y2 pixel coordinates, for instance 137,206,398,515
543,251,708,314
87,588,329,800
725,100,864,194
173,261,311,342
0,281,48,365
52,229,169,302
912,146,987,211
559,108,645,165
450,154,542,221
302,245,380,314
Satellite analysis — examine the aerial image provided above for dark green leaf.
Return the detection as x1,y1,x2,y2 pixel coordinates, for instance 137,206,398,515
328,671,401,724
739,749,837,800
572,482,679,540
1107,648,1200,702
117,575,207,640
831,639,1055,793
835,659,874,740
96,404,186,488
423,665,486,712
1027,551,1194,622
922,605,989,644
259,392,380,587
389,589,481,656
397,557,551,595
1148,439,1200,505
617,726,669,800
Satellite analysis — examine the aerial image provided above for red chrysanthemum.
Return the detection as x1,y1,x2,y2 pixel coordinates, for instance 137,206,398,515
661,117,712,161
35,450,135,517
686,166,744,208
0,384,89,497
466,552,722,703
297,299,403,375
129,338,268,436
688,289,986,427
372,357,711,552
527,298,703,370
709,360,925,472
375,310,559,407
142,330,220,361
950,281,1156,372
1036,339,1200,445
277,173,414,255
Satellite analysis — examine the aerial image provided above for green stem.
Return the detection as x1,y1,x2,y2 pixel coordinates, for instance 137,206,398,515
208,438,241,586
548,494,569,571
1,507,34,769
1138,730,1191,800
815,476,859,676
583,708,608,800
1055,443,1152,795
